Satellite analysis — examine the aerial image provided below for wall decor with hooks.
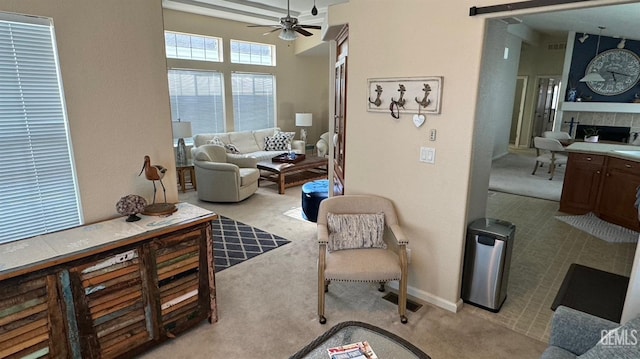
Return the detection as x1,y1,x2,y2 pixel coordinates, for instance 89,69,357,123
367,77,443,115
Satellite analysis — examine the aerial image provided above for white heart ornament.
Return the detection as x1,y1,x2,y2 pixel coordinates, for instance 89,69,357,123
413,114,425,128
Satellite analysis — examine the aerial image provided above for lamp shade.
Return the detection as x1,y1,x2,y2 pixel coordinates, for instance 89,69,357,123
579,71,605,82
279,29,298,41
295,113,313,127
172,121,192,139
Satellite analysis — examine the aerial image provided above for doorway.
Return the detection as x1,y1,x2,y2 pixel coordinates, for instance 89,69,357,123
530,76,561,143
510,76,528,147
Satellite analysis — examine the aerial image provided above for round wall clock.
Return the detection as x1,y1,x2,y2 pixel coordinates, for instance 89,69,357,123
585,49,640,96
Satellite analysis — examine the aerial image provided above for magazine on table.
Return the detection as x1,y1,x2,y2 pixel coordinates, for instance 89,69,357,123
327,341,378,359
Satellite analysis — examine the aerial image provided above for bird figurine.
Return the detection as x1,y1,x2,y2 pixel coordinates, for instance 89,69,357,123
138,155,168,204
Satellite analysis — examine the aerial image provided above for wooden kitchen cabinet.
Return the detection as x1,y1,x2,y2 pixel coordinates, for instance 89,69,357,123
560,150,640,231
560,153,605,214
596,157,640,232
0,203,217,359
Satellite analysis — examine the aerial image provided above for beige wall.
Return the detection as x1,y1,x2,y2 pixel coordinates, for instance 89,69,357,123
163,10,330,145
326,0,634,311
0,0,176,222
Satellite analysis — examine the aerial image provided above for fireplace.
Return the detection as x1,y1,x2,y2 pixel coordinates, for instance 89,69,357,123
575,125,630,143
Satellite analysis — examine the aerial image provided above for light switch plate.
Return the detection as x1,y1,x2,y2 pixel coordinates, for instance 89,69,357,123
420,147,436,164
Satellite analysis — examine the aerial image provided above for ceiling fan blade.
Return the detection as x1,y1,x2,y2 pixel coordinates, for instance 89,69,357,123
298,25,322,30
294,27,313,37
248,24,280,28
263,28,281,35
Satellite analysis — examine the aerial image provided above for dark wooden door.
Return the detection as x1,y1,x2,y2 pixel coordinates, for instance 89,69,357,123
559,153,604,214
333,27,348,196
596,157,640,231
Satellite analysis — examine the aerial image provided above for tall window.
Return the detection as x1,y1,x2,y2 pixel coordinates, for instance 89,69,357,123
165,31,222,62
0,13,81,244
231,73,276,131
230,40,275,66
168,69,225,136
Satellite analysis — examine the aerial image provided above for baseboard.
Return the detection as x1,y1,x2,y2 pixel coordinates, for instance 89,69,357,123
387,283,463,313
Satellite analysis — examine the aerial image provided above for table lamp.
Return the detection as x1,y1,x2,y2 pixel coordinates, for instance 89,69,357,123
295,113,313,143
172,121,192,165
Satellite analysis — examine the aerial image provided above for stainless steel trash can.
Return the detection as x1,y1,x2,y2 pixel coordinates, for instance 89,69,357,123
461,218,515,312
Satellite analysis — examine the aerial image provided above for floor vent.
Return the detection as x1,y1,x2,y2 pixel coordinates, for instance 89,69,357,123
382,292,423,312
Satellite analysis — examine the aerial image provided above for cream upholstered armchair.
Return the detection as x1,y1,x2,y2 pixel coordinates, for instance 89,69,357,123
193,144,260,202
316,132,331,157
317,195,409,324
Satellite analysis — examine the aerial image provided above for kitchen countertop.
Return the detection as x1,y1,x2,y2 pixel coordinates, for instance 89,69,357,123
565,142,640,161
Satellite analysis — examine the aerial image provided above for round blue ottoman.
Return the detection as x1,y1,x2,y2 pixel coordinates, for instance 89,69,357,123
301,179,329,222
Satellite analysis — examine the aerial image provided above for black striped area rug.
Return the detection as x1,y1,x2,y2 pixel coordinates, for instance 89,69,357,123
212,216,290,272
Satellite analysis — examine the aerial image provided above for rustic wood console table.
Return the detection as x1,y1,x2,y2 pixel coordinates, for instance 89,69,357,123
0,203,217,359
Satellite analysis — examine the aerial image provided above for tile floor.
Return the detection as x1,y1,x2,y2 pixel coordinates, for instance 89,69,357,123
467,191,637,341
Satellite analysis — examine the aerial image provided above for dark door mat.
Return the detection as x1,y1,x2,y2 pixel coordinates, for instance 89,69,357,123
551,263,629,323
382,292,423,312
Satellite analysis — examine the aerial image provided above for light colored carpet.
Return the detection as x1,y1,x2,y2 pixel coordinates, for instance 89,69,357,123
555,212,640,243
136,187,548,359
490,152,565,201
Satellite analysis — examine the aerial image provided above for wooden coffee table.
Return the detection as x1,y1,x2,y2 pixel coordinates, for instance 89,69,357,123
257,156,328,194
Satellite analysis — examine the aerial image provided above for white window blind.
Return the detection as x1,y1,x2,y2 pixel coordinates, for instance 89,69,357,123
0,14,81,244
168,69,226,137
231,73,276,131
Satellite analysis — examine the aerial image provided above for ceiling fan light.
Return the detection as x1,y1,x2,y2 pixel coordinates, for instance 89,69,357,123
279,29,298,41
579,71,605,82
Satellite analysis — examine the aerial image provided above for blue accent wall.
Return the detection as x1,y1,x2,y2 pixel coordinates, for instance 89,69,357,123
568,33,640,103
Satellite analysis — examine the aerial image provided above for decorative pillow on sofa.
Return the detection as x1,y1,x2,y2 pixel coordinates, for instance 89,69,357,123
224,144,240,154
264,131,295,151
327,212,386,252
206,137,225,147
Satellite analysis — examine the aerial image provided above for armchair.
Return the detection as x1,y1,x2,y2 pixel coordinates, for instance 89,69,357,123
317,195,409,324
316,132,331,157
193,145,260,202
541,305,640,358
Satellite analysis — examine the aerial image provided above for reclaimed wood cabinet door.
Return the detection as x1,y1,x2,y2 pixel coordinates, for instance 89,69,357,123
0,274,68,358
150,225,212,337
559,153,604,214
68,246,154,359
596,157,640,231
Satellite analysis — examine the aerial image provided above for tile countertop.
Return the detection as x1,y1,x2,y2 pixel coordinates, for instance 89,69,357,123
565,142,640,161
0,202,215,280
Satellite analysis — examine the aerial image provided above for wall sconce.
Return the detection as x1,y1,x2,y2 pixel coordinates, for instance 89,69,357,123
172,121,192,165
578,33,589,43
295,113,313,142
617,38,626,49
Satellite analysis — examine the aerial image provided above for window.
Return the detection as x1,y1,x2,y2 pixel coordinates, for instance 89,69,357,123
231,73,276,131
0,13,81,244
230,40,275,66
165,31,222,62
168,69,225,137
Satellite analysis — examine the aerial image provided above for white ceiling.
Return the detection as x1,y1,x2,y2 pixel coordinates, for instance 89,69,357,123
162,1,640,42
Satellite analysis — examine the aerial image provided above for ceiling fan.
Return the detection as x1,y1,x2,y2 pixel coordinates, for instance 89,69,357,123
248,0,321,41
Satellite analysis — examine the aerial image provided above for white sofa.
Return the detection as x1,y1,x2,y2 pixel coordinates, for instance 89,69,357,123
191,127,304,162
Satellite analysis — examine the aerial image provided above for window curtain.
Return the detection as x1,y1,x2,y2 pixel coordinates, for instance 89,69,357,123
231,73,276,131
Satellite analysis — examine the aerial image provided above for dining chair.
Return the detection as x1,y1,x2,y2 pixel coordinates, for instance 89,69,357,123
532,137,568,180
